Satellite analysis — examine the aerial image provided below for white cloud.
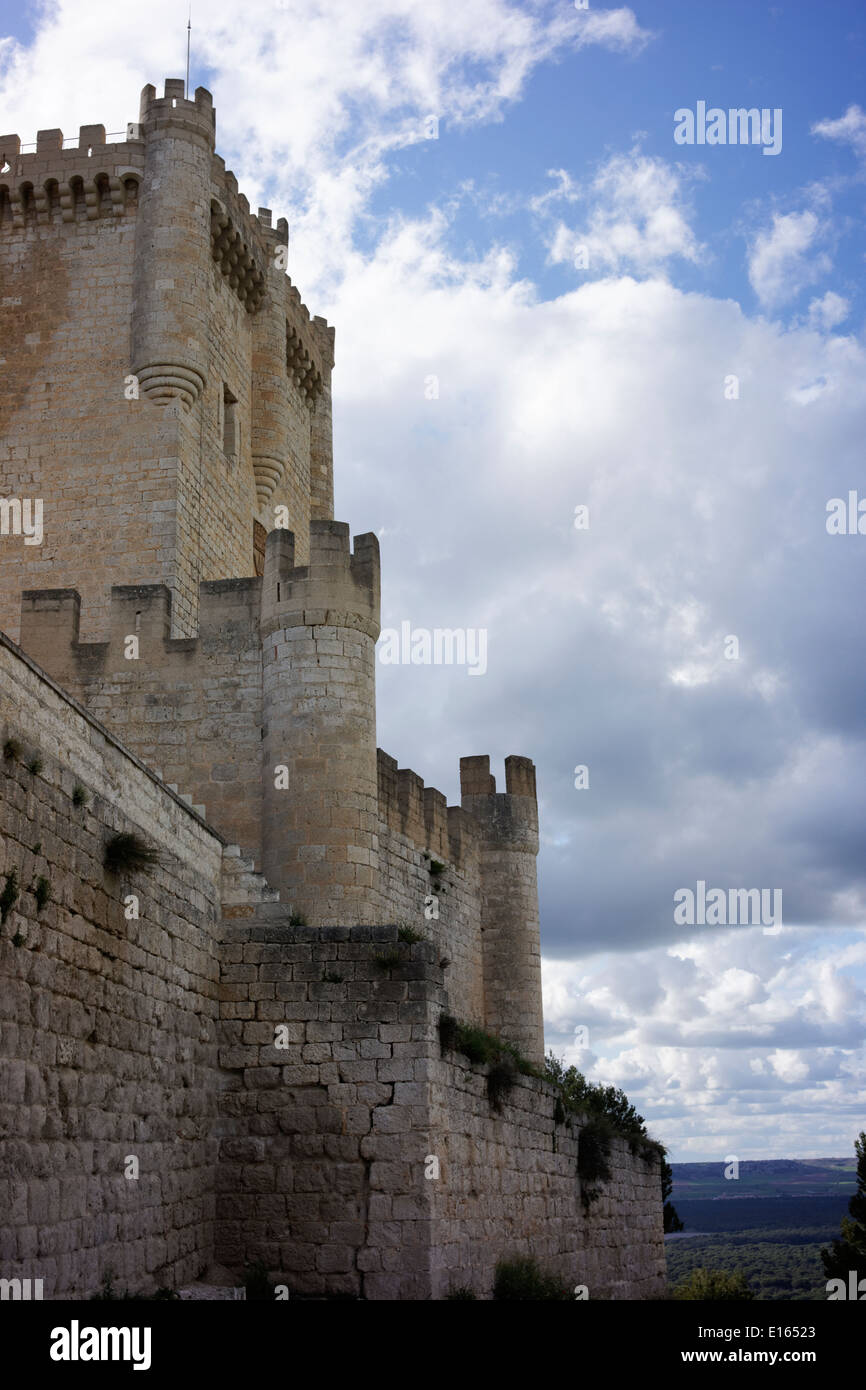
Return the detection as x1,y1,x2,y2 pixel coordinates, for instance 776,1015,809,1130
807,290,849,332
812,103,866,159
546,151,705,275
747,209,832,308
0,0,651,296
542,930,866,1158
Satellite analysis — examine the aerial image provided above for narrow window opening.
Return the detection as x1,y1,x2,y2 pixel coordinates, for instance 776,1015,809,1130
253,518,267,577
222,384,238,461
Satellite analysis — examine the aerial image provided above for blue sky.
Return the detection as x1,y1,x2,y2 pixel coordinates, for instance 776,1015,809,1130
2,0,865,1161
362,0,866,312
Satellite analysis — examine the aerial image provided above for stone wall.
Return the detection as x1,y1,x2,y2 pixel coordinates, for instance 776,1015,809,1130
18,581,264,858
215,913,666,1300
376,748,484,1026
0,632,225,1297
429,1063,666,1300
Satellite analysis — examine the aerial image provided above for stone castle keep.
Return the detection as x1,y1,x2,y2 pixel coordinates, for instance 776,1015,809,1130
0,80,665,1298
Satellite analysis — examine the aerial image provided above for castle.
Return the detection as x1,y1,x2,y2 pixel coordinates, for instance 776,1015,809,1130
0,80,665,1299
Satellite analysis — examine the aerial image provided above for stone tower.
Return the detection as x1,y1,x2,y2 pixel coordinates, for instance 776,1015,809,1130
261,521,382,925
460,755,545,1062
0,80,334,641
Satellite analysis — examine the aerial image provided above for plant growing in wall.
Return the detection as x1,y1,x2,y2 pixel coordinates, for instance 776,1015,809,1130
72,784,89,807
397,924,424,944
486,1055,518,1112
103,832,161,875
3,737,22,760
287,910,307,926
577,1115,614,1209
544,1052,667,1208
32,876,51,912
373,948,402,972
1,867,19,924
28,755,43,776
438,1013,538,1111
428,857,446,893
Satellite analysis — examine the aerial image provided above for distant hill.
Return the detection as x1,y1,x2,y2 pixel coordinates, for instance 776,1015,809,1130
671,1157,856,1197
665,1157,858,1299
669,1157,856,1231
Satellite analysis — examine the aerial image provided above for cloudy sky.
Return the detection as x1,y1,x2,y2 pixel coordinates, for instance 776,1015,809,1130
2,0,865,1161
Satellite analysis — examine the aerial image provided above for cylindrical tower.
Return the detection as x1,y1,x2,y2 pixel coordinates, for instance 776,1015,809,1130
461,754,545,1065
261,520,381,924
131,80,214,409
309,317,335,521
251,214,291,515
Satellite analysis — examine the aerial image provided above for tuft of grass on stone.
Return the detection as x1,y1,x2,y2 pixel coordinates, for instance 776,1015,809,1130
429,859,445,877
397,924,424,944
1,867,20,923
487,1055,518,1111
373,949,402,972
321,970,344,984
3,737,22,761
438,1013,460,1054
104,832,161,875
287,910,307,927
444,1286,477,1300
438,1013,540,1109
72,784,89,807
27,755,43,776
32,876,51,912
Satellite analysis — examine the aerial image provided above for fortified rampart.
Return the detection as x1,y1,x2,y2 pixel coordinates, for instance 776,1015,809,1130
0,78,666,1299
15,522,546,1058
0,630,664,1298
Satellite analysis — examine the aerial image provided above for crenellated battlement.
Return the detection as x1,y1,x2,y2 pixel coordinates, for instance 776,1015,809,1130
377,748,496,870
0,124,143,228
19,578,262,673
261,521,380,638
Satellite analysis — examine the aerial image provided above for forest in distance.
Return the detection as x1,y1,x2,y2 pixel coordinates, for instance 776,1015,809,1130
665,1157,858,1301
